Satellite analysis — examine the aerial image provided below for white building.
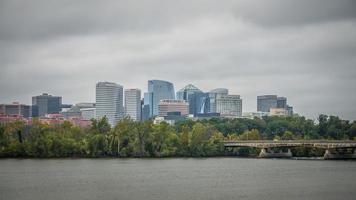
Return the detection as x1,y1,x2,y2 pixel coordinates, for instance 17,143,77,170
216,95,242,117
95,82,123,126
124,88,141,121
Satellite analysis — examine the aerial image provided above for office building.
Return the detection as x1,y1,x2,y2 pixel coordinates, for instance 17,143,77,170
147,80,175,117
158,99,189,116
277,97,287,109
95,82,124,126
0,102,31,118
216,95,242,117
188,92,210,116
176,84,202,101
257,95,278,112
286,105,293,115
209,88,229,113
32,93,62,117
124,89,141,121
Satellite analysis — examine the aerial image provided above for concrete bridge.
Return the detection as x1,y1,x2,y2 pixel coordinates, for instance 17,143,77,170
223,140,356,159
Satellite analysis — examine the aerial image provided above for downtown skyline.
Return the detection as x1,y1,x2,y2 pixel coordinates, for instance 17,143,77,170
1,0,356,120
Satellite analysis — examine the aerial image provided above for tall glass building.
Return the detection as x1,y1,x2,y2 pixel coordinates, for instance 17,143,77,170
96,82,123,126
188,92,210,116
176,84,202,101
148,80,175,117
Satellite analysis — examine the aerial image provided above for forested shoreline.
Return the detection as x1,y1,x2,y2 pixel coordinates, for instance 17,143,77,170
0,115,355,158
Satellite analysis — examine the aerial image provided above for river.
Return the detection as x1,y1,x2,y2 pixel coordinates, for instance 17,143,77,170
0,158,355,200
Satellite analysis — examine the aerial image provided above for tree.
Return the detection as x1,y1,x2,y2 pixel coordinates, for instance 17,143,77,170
239,129,261,140
281,131,294,140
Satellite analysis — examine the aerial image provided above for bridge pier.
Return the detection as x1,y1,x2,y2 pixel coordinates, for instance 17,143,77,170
259,148,292,158
324,148,356,160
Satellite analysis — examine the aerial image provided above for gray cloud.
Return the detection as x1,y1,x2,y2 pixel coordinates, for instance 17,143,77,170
1,0,356,120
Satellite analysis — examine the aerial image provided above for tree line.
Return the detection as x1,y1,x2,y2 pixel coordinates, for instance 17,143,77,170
0,114,355,158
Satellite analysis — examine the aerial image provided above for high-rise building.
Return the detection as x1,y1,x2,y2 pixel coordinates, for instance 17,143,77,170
176,84,202,101
158,99,189,116
0,102,31,118
216,95,242,117
209,88,229,113
188,92,210,116
141,92,152,121
277,97,287,109
147,80,175,117
95,82,123,126
32,93,62,117
257,95,278,112
124,88,141,121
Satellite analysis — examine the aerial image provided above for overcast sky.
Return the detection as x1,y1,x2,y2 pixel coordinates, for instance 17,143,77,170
1,0,356,120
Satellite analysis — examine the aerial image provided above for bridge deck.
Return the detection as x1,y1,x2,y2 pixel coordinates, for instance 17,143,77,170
223,140,356,149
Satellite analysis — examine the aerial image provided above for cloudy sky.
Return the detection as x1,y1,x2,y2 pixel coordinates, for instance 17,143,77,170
1,0,356,120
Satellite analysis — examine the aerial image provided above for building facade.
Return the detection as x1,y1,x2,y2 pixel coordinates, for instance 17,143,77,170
81,108,96,120
257,95,278,112
147,80,175,117
208,88,229,113
216,95,242,117
158,99,189,116
32,93,62,117
95,82,124,126
176,84,202,101
277,97,287,109
188,92,210,116
61,103,95,119
0,102,31,118
124,88,141,121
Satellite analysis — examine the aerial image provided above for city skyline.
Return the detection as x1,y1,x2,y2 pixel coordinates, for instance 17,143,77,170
1,1,356,120
0,79,346,120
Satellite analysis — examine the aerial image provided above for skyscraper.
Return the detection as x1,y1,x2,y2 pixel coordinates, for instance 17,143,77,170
216,95,242,117
257,95,278,112
124,88,141,121
95,82,123,126
32,93,62,117
176,84,202,101
147,80,175,117
188,92,210,116
141,92,152,121
209,88,229,113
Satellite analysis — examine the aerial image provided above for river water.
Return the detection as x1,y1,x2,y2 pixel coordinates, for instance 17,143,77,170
0,158,355,200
